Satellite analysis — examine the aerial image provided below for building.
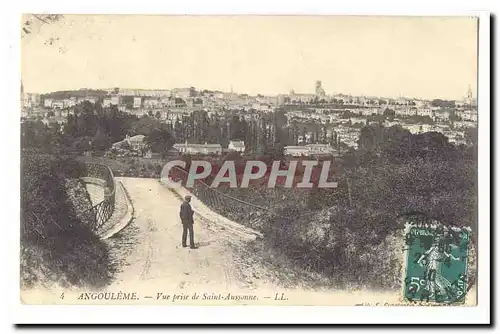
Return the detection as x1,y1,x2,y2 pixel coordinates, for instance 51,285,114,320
358,108,379,116
306,144,338,156
174,98,187,108
315,80,326,97
133,97,142,108
464,84,476,107
284,144,337,157
57,98,76,108
20,81,24,108
42,116,66,127
457,109,478,122
284,146,311,157
127,134,146,149
417,107,433,118
395,107,417,117
51,100,65,109
172,87,196,99
23,93,41,108
143,149,163,159
453,121,477,129
102,98,112,108
433,110,450,122
163,110,190,123
348,117,367,126
143,98,160,109
54,109,69,118
77,97,97,104
252,103,273,112
68,97,77,107
172,142,222,155
113,88,172,97
160,96,171,106
228,141,245,153
401,123,433,134
110,95,120,105
44,98,53,108
289,93,316,103
112,134,147,150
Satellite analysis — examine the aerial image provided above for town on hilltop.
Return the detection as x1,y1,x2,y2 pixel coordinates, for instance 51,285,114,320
20,80,478,158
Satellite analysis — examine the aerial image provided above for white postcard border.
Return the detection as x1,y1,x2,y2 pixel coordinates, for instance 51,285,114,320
4,1,491,326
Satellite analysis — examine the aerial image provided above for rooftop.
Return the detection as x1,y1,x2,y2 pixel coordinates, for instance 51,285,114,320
173,142,222,148
127,134,145,142
229,140,245,147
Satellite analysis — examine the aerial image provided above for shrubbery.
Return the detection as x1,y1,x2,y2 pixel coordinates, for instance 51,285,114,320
21,152,114,289
197,126,477,289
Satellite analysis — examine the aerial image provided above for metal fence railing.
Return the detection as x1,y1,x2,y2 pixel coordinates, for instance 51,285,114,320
168,166,315,226
22,160,117,237
82,163,116,231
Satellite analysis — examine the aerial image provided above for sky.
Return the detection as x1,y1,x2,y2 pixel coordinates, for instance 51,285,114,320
21,15,478,100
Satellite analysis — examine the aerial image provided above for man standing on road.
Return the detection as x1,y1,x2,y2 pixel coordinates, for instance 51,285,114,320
180,195,197,249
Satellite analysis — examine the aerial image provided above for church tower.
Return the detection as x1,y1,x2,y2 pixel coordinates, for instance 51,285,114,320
315,80,325,97
467,84,473,100
465,84,474,108
20,80,24,108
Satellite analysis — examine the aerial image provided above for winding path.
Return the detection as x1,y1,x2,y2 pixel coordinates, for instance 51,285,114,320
106,177,274,296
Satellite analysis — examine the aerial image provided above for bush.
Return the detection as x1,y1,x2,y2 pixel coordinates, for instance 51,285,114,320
20,152,114,289
188,132,476,289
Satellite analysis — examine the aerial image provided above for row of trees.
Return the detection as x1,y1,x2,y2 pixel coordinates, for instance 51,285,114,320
22,101,305,156
21,102,176,155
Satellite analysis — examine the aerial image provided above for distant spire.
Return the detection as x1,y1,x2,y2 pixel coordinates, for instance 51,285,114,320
20,80,24,106
467,84,473,98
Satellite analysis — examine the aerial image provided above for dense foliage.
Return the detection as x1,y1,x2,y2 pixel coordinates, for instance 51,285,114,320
41,89,109,100
23,101,319,158
196,124,477,289
20,152,114,289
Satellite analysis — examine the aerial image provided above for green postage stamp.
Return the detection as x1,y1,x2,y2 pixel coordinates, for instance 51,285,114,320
403,220,472,304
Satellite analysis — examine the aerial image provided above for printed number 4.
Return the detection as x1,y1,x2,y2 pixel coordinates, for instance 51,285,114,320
60,293,64,300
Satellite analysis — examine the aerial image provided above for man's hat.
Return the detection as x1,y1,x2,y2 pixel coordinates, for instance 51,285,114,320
185,195,192,201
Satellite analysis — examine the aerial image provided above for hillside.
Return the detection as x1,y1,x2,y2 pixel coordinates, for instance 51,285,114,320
41,89,109,100
20,152,114,290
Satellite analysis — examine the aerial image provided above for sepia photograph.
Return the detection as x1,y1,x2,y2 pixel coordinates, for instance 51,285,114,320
15,10,490,325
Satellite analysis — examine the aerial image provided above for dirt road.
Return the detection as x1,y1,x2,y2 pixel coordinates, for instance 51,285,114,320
105,177,278,296
21,177,445,306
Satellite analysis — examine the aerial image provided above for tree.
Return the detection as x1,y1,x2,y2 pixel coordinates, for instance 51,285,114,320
130,116,161,137
357,123,384,152
383,108,395,117
146,128,175,154
92,126,112,152
64,113,78,136
21,120,47,149
266,143,285,161
174,117,184,142
464,127,478,147
75,101,98,137
431,99,455,108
